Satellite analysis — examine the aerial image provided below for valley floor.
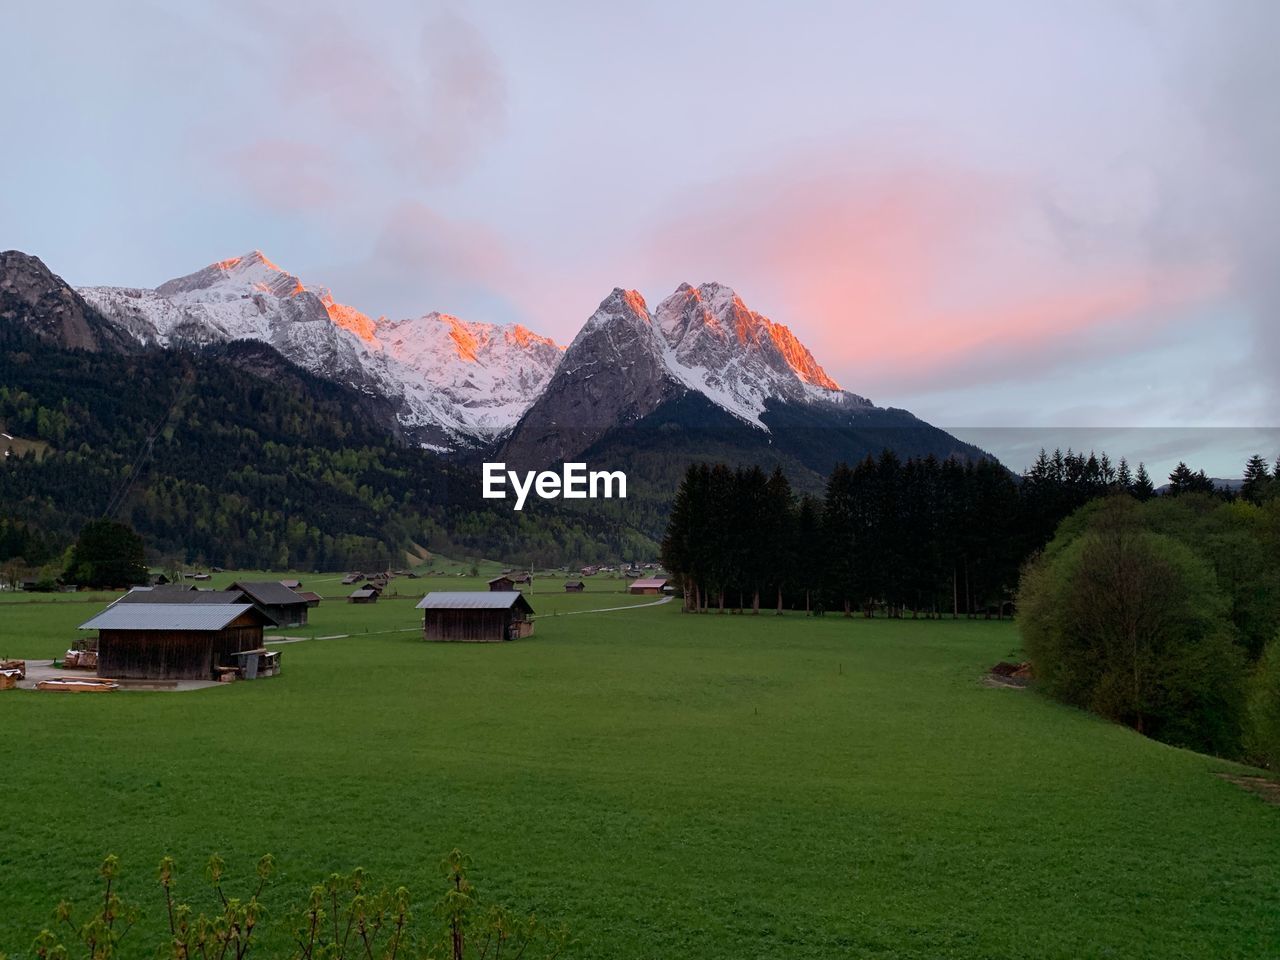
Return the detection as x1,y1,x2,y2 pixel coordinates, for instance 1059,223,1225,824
0,583,1276,958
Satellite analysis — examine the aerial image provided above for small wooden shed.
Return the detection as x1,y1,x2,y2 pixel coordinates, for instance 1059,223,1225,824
628,577,668,595
488,575,516,592
348,588,378,604
230,581,310,627
563,580,585,592
80,602,272,681
417,592,535,642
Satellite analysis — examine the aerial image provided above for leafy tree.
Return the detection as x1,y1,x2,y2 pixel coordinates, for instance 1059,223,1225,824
1244,632,1280,769
63,519,148,589
1019,497,1245,754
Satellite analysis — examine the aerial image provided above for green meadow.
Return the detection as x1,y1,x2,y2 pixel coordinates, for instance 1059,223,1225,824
0,579,1277,959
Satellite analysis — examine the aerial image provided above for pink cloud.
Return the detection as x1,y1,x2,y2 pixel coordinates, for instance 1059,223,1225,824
635,155,1224,397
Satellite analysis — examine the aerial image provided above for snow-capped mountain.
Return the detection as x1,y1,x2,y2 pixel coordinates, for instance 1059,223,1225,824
79,252,563,449
501,283,880,467
653,281,861,425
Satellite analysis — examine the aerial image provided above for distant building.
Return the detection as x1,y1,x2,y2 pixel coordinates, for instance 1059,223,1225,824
229,581,310,627
628,578,668,595
488,575,516,592
118,586,246,605
563,580,585,593
348,588,378,604
296,591,323,608
417,592,535,642
80,602,272,680
279,579,302,590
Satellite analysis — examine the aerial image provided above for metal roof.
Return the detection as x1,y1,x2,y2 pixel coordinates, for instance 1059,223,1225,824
629,578,668,589
117,588,247,605
416,591,535,612
349,588,378,598
229,581,309,606
80,603,261,631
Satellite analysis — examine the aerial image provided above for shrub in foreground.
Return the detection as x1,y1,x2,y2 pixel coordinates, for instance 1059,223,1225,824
3,850,569,960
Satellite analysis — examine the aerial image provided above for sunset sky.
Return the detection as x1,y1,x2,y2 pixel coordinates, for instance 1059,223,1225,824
3,0,1277,476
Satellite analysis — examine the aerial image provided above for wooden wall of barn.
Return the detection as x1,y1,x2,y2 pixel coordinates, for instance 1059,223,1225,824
424,609,518,642
97,623,263,680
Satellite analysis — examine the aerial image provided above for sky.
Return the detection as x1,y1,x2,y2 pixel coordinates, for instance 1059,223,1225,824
2,0,1277,477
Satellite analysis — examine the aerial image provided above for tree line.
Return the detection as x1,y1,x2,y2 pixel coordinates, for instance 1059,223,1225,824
661,448,1279,618
0,325,656,574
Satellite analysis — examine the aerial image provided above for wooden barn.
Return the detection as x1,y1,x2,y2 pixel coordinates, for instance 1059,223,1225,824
563,580,585,592
348,588,378,604
487,575,516,592
79,602,272,681
279,579,302,590
417,592,535,642
628,577,668,595
229,581,310,627
297,591,323,608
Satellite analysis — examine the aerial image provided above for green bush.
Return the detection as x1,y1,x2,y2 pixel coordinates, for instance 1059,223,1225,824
1244,633,1280,769
1019,497,1245,755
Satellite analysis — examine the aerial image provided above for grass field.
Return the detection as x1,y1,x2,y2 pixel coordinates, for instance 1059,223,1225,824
1,586,1277,958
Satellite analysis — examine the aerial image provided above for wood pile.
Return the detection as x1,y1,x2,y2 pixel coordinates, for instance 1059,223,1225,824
62,649,99,670
0,658,25,679
0,671,19,691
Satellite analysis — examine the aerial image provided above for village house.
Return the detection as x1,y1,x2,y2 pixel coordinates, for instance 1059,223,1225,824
417,592,535,642
229,581,310,627
628,577,668,596
79,602,273,681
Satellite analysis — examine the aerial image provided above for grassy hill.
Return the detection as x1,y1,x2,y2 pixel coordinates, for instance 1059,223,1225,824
0,597,1276,958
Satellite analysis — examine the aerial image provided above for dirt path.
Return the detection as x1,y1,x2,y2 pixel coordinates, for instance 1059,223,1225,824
547,595,674,617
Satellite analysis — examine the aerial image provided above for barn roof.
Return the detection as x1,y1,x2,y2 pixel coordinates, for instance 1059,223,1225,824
297,591,323,603
79,603,265,631
416,591,535,613
487,575,512,584
230,581,309,607
629,578,668,589
349,588,378,598
117,587,247,605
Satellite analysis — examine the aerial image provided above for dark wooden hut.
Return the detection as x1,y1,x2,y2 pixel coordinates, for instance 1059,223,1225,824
416,592,535,642
348,588,379,604
563,580,585,592
79,602,271,681
487,575,516,592
297,591,323,608
229,581,310,627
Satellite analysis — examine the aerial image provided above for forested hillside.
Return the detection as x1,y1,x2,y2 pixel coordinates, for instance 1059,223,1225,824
0,325,656,570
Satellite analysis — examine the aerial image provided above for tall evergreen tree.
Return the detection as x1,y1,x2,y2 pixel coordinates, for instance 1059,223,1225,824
1242,454,1272,505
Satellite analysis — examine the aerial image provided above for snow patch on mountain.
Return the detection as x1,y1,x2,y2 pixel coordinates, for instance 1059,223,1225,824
79,252,564,447
649,281,867,428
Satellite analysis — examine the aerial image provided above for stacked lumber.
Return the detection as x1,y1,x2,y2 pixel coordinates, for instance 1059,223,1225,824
0,671,18,691
62,649,97,670
0,658,25,679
